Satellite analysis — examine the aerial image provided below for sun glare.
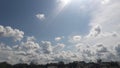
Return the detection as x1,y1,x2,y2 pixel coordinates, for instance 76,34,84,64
53,0,71,17
61,0,71,6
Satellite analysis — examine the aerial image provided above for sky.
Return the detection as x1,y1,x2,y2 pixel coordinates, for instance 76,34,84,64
0,0,120,64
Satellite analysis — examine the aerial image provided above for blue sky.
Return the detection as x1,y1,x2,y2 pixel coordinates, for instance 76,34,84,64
0,0,120,64
0,0,54,39
0,0,90,42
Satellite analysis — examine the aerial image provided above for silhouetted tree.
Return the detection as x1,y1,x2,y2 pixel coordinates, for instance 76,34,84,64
0,60,120,68
97,59,102,64
0,62,12,68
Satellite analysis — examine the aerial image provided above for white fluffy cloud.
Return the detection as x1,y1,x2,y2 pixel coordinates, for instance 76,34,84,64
81,0,120,61
90,0,120,33
53,43,65,52
55,36,64,41
0,38,76,64
40,41,53,54
0,25,24,41
36,13,45,20
69,35,81,43
87,25,101,37
0,0,120,64
72,0,120,62
0,28,69,64
0,23,120,64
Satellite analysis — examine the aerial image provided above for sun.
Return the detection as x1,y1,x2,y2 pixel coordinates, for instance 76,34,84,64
58,0,71,11
60,0,71,6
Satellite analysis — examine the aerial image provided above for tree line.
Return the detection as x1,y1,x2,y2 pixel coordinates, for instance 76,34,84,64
0,60,120,68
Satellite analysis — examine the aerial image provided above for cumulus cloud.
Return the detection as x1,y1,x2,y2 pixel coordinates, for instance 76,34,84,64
69,35,81,43
90,0,120,33
0,0,120,64
27,36,36,41
87,25,101,37
75,41,117,62
71,0,120,62
53,43,65,52
20,38,40,50
0,40,78,64
0,24,120,64
115,44,120,57
78,0,120,61
40,41,53,54
55,37,61,41
55,36,64,41
96,44,108,53
0,25,24,41
0,29,72,65
36,13,45,20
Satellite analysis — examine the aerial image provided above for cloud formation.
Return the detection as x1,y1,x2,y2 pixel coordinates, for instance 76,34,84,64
0,0,120,64
40,41,53,54
87,25,101,37
36,14,45,20
55,36,64,41
90,0,120,33
69,35,81,43
0,24,120,64
0,25,24,41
